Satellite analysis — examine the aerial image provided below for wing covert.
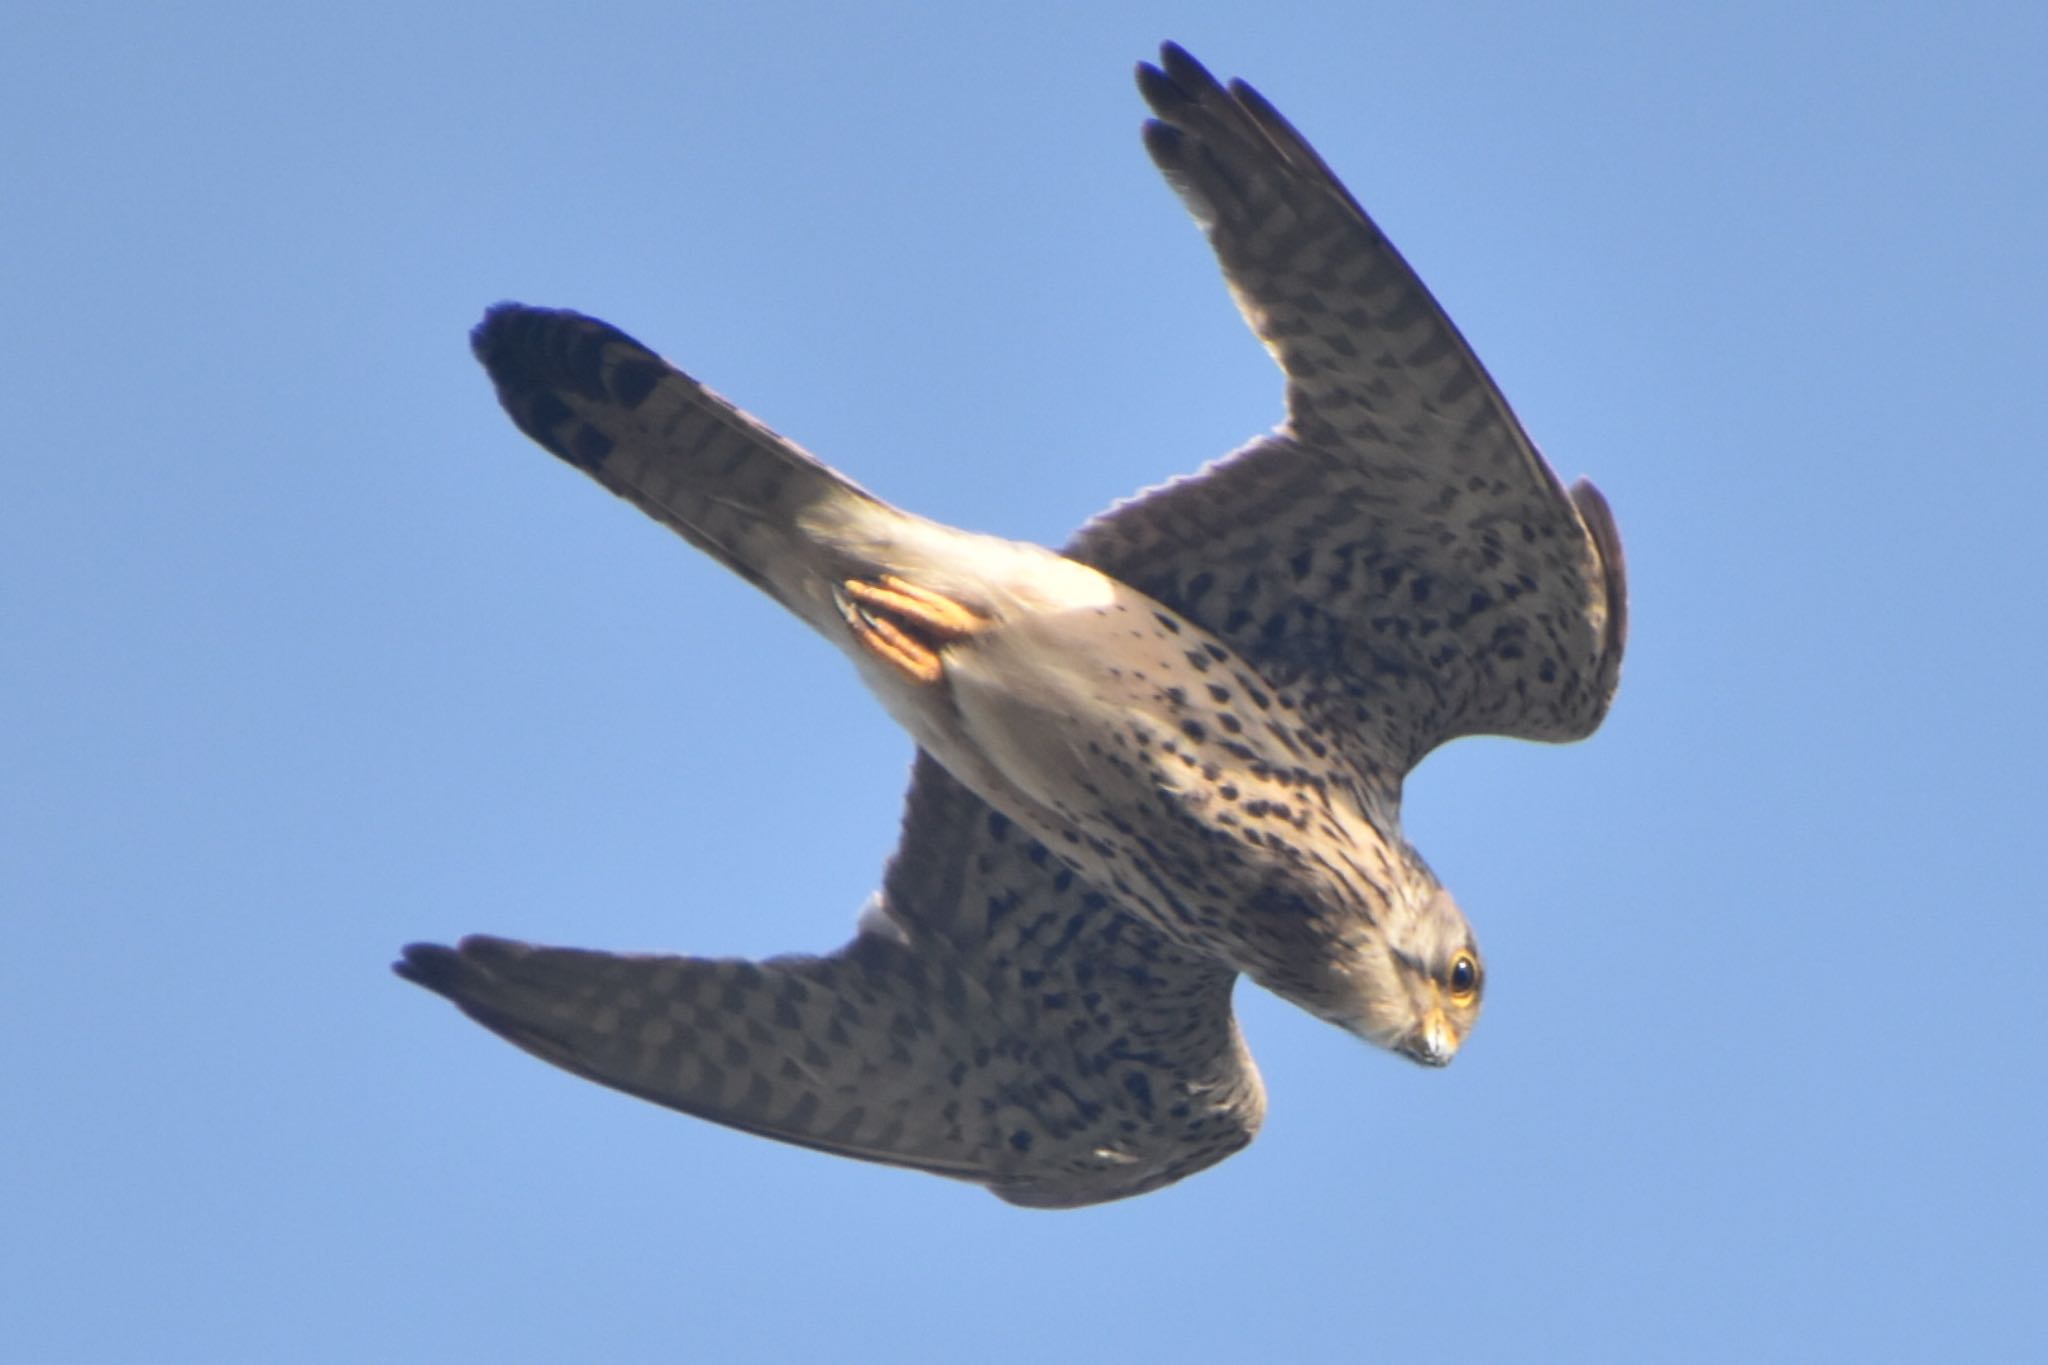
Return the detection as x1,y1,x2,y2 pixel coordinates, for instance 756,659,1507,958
1069,44,1625,771
397,754,1264,1208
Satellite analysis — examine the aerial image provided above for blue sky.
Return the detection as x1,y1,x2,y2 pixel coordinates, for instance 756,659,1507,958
6,2,2043,1360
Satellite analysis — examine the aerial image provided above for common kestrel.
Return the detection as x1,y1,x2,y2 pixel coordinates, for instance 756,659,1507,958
397,43,1626,1207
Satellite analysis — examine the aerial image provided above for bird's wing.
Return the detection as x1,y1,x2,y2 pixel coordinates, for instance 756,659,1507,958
1067,44,1626,775
469,303,889,637
396,755,1264,1208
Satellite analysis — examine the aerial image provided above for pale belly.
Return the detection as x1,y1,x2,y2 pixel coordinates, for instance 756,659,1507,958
930,591,1393,970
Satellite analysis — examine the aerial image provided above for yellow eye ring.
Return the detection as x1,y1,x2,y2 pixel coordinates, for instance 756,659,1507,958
1448,952,1481,1003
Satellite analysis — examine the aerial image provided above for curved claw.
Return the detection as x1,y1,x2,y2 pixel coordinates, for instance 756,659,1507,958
837,575,987,685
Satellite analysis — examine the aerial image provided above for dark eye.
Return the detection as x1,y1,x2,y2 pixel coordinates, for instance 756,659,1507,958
1448,952,1480,1000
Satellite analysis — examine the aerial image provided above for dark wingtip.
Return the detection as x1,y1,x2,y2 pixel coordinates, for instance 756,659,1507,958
1226,77,1275,122
393,941,465,993
466,303,670,473
1139,43,1228,116
470,302,565,407
470,303,603,396
470,301,534,366
1155,42,1223,98
1136,58,1187,120
1140,119,1184,165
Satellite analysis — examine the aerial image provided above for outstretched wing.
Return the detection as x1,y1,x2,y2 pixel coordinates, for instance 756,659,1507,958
469,303,892,639
396,756,1264,1208
1068,44,1626,774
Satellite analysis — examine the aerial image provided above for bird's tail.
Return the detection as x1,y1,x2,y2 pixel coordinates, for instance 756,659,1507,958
471,303,900,636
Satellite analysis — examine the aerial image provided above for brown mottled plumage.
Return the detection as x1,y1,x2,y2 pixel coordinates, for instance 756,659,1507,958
396,43,1626,1207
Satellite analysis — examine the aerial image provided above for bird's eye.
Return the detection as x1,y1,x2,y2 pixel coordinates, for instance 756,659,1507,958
1448,952,1480,1002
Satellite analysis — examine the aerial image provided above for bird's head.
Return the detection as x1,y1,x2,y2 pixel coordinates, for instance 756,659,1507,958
1329,852,1484,1067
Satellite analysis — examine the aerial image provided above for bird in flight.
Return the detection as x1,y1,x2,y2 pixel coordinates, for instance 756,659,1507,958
397,43,1626,1207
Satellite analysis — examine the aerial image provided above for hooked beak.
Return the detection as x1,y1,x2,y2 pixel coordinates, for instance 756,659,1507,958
1399,1006,1460,1068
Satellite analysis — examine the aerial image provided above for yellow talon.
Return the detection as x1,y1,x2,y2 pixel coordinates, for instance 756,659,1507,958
838,576,985,686
851,608,945,684
841,576,986,638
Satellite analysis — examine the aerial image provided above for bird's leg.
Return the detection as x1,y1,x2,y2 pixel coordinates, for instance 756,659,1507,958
837,575,987,686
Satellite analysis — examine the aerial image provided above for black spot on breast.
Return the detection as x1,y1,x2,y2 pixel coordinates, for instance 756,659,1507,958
1207,683,1231,703
1153,612,1182,634
1181,719,1207,742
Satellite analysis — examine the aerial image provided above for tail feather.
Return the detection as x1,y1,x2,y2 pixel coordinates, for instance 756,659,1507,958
471,304,886,630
